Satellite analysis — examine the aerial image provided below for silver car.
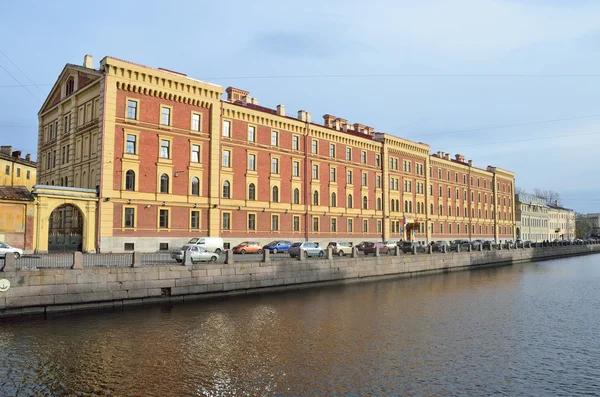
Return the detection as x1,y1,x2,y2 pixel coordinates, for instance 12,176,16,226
0,242,23,259
289,242,325,258
171,246,219,263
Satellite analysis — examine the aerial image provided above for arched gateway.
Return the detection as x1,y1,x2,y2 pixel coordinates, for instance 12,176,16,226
32,185,98,253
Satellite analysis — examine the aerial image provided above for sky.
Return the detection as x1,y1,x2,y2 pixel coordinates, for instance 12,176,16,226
1,0,599,212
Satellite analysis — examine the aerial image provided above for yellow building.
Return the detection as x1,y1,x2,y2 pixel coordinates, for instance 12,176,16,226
0,146,36,189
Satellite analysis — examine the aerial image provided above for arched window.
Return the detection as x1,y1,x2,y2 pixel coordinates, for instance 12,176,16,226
82,171,87,188
293,188,300,204
409,201,413,213
90,169,95,189
377,197,382,210
60,177,64,186
51,179,55,186
313,190,319,205
160,173,169,193
404,200,408,212
64,176,68,187
396,199,400,212
430,203,434,214
248,183,256,200
331,192,337,207
222,180,230,198
125,170,135,191
191,177,200,196
439,204,443,215
272,186,279,202
391,200,395,212
347,194,353,208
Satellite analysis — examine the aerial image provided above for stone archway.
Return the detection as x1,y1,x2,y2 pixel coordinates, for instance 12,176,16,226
48,204,83,252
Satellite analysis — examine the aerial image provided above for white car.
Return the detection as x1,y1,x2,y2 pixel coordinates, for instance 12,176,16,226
288,242,325,258
171,246,219,263
0,242,23,259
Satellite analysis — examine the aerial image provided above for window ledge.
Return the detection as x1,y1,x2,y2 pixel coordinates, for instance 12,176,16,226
124,119,139,125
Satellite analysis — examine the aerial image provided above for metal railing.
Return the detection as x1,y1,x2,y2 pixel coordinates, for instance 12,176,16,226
83,253,133,268
141,252,178,266
17,253,74,270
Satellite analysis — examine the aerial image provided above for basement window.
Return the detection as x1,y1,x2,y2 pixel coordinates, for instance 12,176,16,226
159,243,169,251
124,243,135,251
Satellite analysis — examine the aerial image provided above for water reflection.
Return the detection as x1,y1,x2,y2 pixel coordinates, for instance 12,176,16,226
0,256,599,396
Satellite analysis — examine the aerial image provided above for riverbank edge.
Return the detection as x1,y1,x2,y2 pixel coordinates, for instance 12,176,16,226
1,244,599,318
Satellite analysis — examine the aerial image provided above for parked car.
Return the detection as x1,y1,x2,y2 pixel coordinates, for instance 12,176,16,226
430,240,449,252
326,242,353,256
355,241,371,252
232,241,263,255
362,242,391,255
400,241,426,253
171,246,219,263
515,239,523,248
470,239,484,249
0,241,23,259
383,241,399,250
182,237,224,254
263,240,293,254
449,240,471,251
288,242,325,258
482,240,494,249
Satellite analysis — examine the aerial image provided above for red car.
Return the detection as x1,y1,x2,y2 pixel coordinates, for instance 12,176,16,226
362,242,393,255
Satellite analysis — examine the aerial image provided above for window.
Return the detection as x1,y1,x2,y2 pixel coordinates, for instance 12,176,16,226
347,194,353,208
271,158,279,174
362,173,367,186
331,192,337,207
313,190,319,205
430,203,434,214
377,220,382,233
272,186,279,202
126,134,136,154
447,170,450,180
192,113,201,131
243,125,255,142
329,144,335,157
271,131,279,146
159,209,169,228
223,150,231,167
346,147,351,161
330,168,336,182
16,168,21,177
191,145,200,163
222,213,231,230
248,183,256,200
223,120,231,137
376,175,381,188
363,219,368,232
347,170,353,184
375,154,380,167
313,217,319,232
160,140,170,159
312,164,319,179
293,188,300,204
248,214,256,230
191,177,200,196
125,170,135,191
272,215,279,231
347,219,353,233
126,100,137,119
124,208,135,227
361,151,367,163
160,106,171,126
331,218,337,232
248,154,256,171
363,196,368,209
292,136,299,150
191,211,200,229
222,180,231,198
438,169,442,179
160,173,169,193
312,140,318,154
26,170,30,180
293,161,300,177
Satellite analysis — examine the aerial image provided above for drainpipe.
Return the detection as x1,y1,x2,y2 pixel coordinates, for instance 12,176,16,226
96,74,107,253
304,122,310,242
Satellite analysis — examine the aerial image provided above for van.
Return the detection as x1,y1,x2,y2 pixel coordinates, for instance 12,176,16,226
182,237,224,253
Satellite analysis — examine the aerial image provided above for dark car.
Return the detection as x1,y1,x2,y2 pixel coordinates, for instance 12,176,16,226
430,241,449,252
355,241,371,252
362,242,392,255
263,240,292,254
449,239,471,252
401,241,426,253
482,240,494,249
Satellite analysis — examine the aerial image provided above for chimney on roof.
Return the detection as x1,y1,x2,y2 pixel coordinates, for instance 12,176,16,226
83,54,93,69
298,110,311,122
12,150,21,159
468,160,473,166
25,154,31,161
365,126,374,135
334,119,341,130
323,114,335,128
0,146,12,155
336,118,347,130
445,153,451,160
225,86,250,102
455,154,465,162
276,105,286,117
250,97,258,105
353,123,366,133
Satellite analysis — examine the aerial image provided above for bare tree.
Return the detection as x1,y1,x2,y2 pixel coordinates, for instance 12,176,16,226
534,189,561,205
576,214,593,238
515,186,528,195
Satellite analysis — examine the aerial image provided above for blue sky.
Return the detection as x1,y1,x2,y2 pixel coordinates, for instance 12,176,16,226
1,0,599,212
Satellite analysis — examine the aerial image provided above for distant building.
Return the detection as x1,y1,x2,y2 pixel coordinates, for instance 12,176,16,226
0,186,34,251
515,193,549,241
0,146,36,189
548,203,576,240
583,213,600,237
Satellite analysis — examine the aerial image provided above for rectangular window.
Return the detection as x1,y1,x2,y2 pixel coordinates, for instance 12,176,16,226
160,140,170,158
159,209,169,228
362,173,367,186
16,168,20,177
223,120,231,137
347,219,353,233
124,208,135,227
313,217,319,232
292,135,299,150
126,134,136,154
377,220,382,233
331,218,337,232
312,140,318,154
346,148,352,161
329,143,335,157
191,113,201,131
330,167,336,182
293,161,300,177
248,126,255,142
26,170,30,180
222,213,231,230
223,150,231,167
64,114,71,134
375,154,380,167
160,106,171,126
271,158,279,174
293,216,300,232
272,215,279,231
248,214,256,230
347,170,353,184
312,164,319,179
376,175,381,188
127,100,137,119
248,154,256,171
271,131,278,146
361,151,367,163
363,220,368,232
191,211,200,229
191,145,200,163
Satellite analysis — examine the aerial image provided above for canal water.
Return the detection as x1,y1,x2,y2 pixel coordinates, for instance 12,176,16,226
1,255,600,396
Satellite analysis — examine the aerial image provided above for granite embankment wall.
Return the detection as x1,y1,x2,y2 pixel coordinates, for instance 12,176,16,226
1,244,599,316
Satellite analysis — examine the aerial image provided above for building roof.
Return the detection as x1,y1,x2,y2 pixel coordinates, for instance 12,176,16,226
548,204,574,212
0,150,36,166
0,186,34,201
